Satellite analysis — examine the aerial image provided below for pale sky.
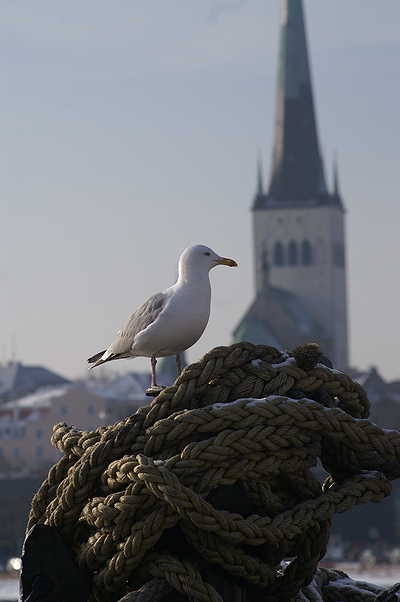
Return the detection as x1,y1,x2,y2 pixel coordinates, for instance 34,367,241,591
1,1,399,383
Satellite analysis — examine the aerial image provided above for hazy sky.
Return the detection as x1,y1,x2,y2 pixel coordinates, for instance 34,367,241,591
1,1,399,383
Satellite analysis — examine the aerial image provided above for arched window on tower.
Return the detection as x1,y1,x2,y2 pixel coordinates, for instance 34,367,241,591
301,240,312,265
288,240,298,266
273,241,285,266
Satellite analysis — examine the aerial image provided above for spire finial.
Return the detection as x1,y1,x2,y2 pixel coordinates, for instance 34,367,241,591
268,0,326,201
256,150,264,196
333,152,340,197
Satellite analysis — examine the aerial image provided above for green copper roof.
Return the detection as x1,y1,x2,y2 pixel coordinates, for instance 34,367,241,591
268,0,328,201
233,284,331,352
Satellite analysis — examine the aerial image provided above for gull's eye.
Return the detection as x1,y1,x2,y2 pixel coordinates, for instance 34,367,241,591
204,252,211,256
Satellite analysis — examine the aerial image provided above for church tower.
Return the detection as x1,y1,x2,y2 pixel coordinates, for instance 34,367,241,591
234,0,348,369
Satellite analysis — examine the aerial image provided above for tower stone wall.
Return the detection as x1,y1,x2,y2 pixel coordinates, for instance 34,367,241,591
253,200,348,369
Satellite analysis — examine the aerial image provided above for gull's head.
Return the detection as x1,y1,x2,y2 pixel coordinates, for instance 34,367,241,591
179,245,237,277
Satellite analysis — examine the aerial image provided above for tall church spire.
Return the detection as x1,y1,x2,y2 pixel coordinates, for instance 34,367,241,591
333,153,341,197
256,151,264,196
268,0,327,201
239,0,349,369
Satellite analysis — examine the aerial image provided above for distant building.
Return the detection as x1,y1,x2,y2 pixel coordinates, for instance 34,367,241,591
88,372,151,402
0,369,152,560
331,367,400,544
0,375,150,477
354,367,400,432
0,361,69,404
234,0,348,370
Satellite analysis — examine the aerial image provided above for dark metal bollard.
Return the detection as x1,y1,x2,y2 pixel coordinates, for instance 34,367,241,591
20,524,92,602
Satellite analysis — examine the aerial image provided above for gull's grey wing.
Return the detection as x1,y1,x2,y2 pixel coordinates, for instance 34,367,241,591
105,290,170,356
87,290,171,367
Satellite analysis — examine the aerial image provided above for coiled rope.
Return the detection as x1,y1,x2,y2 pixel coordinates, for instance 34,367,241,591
27,342,400,602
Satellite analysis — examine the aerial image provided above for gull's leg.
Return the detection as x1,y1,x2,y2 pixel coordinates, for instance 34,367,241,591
151,353,158,387
175,354,182,376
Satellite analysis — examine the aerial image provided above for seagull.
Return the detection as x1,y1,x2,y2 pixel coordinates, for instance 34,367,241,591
87,244,237,387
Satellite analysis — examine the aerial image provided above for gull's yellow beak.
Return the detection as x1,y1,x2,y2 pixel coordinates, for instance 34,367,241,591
215,256,238,267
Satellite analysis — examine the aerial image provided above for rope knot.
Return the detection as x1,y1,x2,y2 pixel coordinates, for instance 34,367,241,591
291,343,324,371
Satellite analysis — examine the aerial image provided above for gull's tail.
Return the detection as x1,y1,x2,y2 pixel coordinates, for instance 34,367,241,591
87,350,125,370
87,350,107,370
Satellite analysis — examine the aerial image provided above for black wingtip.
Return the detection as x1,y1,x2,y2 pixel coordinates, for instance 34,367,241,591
87,350,106,364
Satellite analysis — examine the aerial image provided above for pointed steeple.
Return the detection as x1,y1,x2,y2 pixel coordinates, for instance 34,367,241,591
256,151,264,196
333,153,340,197
268,0,327,201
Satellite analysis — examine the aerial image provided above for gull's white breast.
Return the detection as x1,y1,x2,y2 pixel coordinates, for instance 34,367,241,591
132,279,211,358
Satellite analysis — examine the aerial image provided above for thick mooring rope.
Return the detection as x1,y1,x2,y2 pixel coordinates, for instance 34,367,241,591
27,343,400,602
